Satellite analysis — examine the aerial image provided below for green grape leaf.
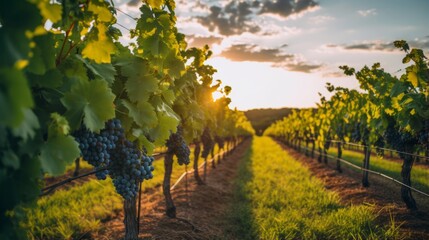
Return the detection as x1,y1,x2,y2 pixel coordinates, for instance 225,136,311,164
122,100,158,128
150,112,179,146
48,113,70,138
0,68,34,128
117,57,158,103
163,51,185,78
138,134,155,155
162,89,175,105
82,24,116,64
40,135,80,176
29,69,63,89
408,71,418,88
37,1,62,23
59,55,88,81
27,34,56,75
390,81,406,97
61,79,115,132
0,29,30,68
1,150,20,170
88,1,114,22
12,109,40,141
146,0,164,9
76,55,116,85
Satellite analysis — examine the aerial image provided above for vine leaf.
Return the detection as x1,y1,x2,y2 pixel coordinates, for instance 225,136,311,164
2,150,20,170
122,100,157,128
37,1,62,23
82,24,116,64
27,34,56,75
146,0,164,9
12,109,40,141
118,58,158,103
40,135,80,176
61,79,115,132
407,71,418,87
0,68,34,128
76,55,116,85
150,112,179,146
88,1,114,23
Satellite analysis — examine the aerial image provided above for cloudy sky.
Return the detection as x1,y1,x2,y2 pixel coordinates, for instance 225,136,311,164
115,0,429,110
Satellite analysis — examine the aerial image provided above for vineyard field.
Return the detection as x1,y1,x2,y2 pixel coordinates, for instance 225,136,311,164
1,0,428,239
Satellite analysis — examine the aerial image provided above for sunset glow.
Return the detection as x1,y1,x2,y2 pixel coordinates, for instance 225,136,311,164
116,0,429,110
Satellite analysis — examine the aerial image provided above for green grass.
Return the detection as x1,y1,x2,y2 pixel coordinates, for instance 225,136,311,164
19,145,224,239
18,179,122,240
226,136,400,240
326,147,429,193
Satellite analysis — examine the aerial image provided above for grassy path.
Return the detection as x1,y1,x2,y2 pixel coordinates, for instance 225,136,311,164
227,136,399,239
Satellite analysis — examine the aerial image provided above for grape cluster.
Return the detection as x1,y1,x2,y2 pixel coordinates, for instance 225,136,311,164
201,128,213,158
384,123,418,153
166,127,190,165
74,119,155,199
73,119,123,180
110,140,154,199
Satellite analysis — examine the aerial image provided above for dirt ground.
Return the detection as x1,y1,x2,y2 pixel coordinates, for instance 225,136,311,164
91,139,429,240
92,140,251,240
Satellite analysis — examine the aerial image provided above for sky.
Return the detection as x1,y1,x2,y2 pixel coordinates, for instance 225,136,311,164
115,0,429,110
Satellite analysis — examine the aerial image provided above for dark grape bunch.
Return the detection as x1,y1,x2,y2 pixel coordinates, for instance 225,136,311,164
73,119,124,180
384,123,418,154
110,140,154,199
201,128,213,158
74,119,155,199
166,127,190,165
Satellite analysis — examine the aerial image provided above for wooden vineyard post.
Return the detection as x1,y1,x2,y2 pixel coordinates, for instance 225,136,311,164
336,141,342,173
124,197,138,240
193,142,204,185
203,156,208,181
311,140,315,159
400,151,417,210
73,158,80,177
362,144,370,187
163,152,176,218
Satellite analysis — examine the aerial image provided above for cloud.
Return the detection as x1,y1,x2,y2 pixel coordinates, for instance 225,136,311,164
279,62,323,73
219,44,322,73
220,44,294,62
127,0,140,7
325,41,396,52
186,35,223,48
197,2,260,36
196,0,318,36
322,71,345,78
260,0,319,18
325,39,429,53
357,8,377,17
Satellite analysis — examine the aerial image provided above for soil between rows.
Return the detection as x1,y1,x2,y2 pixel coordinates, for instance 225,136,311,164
93,140,251,240
92,138,429,239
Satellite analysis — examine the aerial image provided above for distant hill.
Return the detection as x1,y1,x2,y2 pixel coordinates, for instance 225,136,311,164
244,107,296,136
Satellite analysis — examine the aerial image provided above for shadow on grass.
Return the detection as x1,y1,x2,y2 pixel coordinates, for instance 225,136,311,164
223,138,257,240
